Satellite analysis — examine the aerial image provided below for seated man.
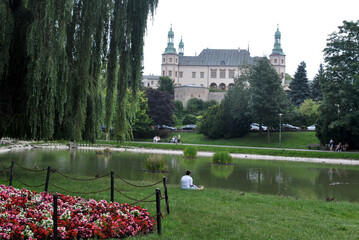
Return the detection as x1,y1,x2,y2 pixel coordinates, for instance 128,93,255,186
181,170,203,190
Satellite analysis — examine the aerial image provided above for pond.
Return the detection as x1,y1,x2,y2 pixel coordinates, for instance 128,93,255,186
1,148,359,202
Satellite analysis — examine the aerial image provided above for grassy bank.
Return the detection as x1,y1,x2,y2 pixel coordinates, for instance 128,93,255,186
119,142,359,160
1,166,359,240
142,131,321,149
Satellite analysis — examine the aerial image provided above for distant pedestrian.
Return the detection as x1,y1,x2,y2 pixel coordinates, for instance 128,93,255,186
335,142,343,152
177,134,181,144
329,139,334,151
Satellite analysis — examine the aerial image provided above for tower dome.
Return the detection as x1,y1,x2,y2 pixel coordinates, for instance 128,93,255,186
272,25,284,55
164,25,176,54
168,25,174,39
178,36,184,56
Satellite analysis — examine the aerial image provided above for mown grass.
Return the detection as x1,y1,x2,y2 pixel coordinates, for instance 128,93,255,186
120,142,359,160
136,131,321,149
1,163,359,240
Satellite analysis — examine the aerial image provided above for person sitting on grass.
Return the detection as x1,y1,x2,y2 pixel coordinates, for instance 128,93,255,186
181,170,204,190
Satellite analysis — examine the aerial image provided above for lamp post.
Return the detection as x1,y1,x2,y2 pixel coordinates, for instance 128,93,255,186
279,113,283,147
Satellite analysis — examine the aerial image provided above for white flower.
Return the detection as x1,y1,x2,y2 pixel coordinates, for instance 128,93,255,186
60,209,72,220
130,210,140,217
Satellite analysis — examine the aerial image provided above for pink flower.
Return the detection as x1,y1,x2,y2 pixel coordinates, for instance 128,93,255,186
0,185,156,239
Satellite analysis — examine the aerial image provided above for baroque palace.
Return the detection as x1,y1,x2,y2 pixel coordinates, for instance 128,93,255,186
143,25,288,106
161,25,287,90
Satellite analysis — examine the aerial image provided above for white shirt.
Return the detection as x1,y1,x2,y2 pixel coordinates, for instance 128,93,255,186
181,175,193,189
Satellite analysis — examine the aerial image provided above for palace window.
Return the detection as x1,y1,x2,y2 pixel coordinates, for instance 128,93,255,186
200,72,204,78
175,71,178,77
211,69,217,78
220,69,226,78
179,71,183,78
229,70,235,78
274,59,277,64
169,70,172,77
162,71,165,76
163,58,165,63
281,59,284,64
192,72,196,78
169,58,173,63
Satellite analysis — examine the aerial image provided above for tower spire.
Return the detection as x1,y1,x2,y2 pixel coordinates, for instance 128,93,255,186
164,25,176,54
272,25,284,55
178,36,184,56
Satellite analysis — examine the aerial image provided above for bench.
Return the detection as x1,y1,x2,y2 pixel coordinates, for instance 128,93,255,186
308,144,321,150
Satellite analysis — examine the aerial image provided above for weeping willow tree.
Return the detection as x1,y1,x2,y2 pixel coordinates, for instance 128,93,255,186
26,0,72,140
0,0,158,142
106,0,158,142
0,2,14,139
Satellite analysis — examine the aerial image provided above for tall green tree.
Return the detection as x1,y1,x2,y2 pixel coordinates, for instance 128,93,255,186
317,20,359,149
131,91,153,139
299,99,320,126
198,105,223,139
26,0,73,140
289,61,310,106
158,76,174,94
310,64,324,102
248,57,286,141
0,0,158,142
0,0,32,139
145,88,174,126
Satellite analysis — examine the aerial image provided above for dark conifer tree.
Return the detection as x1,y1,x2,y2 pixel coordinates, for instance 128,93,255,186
289,61,310,106
310,64,324,102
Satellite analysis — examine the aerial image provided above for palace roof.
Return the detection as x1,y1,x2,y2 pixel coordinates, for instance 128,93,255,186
178,48,254,66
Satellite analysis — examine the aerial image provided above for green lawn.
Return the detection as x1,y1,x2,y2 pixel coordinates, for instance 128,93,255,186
162,131,321,149
105,131,359,160
1,166,359,240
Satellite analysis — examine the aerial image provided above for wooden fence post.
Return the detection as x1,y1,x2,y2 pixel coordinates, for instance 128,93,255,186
111,170,114,202
156,188,162,235
44,166,51,192
53,194,58,239
9,160,14,186
163,177,169,214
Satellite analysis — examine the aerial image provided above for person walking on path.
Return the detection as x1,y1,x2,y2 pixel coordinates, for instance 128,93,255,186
329,139,334,151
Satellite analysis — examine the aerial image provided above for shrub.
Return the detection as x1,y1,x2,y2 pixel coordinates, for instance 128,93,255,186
211,151,233,164
183,146,197,158
155,128,170,139
182,114,197,125
144,155,168,172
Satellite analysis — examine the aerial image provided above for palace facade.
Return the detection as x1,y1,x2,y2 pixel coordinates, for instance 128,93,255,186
160,25,287,90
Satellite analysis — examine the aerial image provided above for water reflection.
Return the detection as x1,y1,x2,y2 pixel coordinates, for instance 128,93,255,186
1,149,359,202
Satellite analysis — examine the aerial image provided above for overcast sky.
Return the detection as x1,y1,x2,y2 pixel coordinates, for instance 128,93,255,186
143,0,358,80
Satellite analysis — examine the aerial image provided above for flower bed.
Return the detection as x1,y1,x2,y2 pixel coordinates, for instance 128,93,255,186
0,185,155,239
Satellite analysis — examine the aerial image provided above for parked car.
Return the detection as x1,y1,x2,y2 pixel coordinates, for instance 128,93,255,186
155,125,177,131
282,124,301,131
250,123,267,131
180,124,197,130
307,124,316,131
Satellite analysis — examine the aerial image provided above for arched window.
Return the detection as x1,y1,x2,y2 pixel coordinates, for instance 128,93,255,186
210,83,217,89
219,83,226,90
228,83,235,89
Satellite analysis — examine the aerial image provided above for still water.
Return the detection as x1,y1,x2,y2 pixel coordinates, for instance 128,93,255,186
1,149,359,202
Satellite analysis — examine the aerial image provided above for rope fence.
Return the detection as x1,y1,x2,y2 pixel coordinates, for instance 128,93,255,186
0,160,170,235
56,171,111,181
